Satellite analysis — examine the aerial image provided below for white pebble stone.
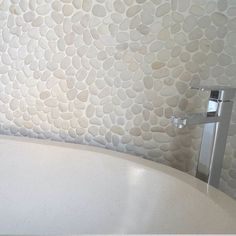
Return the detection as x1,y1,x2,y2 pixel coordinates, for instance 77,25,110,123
228,17,236,31
45,98,58,107
227,32,236,47
83,30,92,45
192,52,207,64
23,11,35,22
103,58,114,70
199,65,209,80
143,76,153,89
130,127,141,136
171,23,181,34
218,54,232,66
174,32,187,45
10,5,22,15
92,4,106,17
183,15,197,33
212,66,224,77
86,104,95,118
126,5,141,17
8,47,18,60
88,126,99,136
0,66,9,74
133,81,143,92
1,53,11,65
28,28,41,39
225,64,236,76
120,19,129,31
40,91,50,100
81,14,90,27
116,32,129,43
207,53,218,66
198,16,211,29
211,12,227,27
206,1,216,14
19,0,27,11
186,40,199,52
32,16,43,27
130,15,141,29
71,12,82,23
78,117,89,128
52,1,62,11
46,30,57,41
142,14,153,26
157,49,170,62
172,12,183,23
153,68,169,79
205,26,217,40
103,103,113,113
149,41,163,52
82,0,92,12
65,32,75,45
111,13,123,23
137,24,150,35
57,38,65,51
185,61,199,73
62,4,74,16
72,0,82,9
156,3,170,17
67,89,77,100
18,46,27,59
16,15,25,26
190,5,204,16
111,126,125,135
189,28,203,40
199,39,210,52
53,69,65,79
52,12,63,24
227,7,236,16
217,0,227,11
178,0,189,12
211,40,224,53
63,19,72,33
36,5,51,15
98,87,111,98
2,28,10,43
77,90,88,102
114,0,125,13
9,99,19,111
7,14,14,28
158,28,170,40
152,61,165,70
72,55,81,69
213,68,226,80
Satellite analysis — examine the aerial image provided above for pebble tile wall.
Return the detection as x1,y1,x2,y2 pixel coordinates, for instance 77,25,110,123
0,0,235,199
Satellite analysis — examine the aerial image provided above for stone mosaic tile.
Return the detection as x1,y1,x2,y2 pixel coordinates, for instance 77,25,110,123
0,0,235,199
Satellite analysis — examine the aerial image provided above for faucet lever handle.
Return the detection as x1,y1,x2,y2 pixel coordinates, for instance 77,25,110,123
190,85,236,101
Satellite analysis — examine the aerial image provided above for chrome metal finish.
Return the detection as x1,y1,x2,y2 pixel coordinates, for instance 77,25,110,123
191,85,236,101
171,86,236,188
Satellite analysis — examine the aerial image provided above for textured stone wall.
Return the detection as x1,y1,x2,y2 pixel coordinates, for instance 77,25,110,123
0,0,235,199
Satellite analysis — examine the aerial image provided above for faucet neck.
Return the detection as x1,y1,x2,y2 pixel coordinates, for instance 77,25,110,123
171,85,236,188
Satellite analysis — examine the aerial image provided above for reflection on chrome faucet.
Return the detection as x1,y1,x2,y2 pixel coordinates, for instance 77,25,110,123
171,86,236,188
171,112,220,128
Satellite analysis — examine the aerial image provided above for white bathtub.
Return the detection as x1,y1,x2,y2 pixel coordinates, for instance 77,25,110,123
0,135,236,234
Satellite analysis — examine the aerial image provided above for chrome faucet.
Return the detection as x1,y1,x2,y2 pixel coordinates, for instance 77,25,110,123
171,85,236,188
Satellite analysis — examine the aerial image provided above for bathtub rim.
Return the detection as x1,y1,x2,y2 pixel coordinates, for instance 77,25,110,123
0,133,236,217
